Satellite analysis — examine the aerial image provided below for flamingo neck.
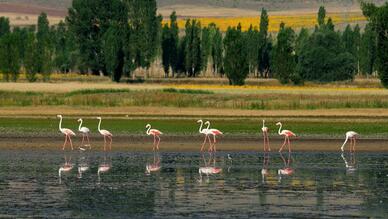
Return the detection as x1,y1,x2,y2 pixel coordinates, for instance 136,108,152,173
98,118,101,132
278,123,282,135
198,121,203,133
146,125,151,135
262,120,265,128
78,120,82,131
59,116,63,131
341,136,349,151
206,122,210,130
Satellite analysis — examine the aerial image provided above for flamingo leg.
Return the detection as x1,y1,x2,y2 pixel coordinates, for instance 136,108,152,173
87,135,91,149
287,137,291,153
353,138,356,152
109,136,112,151
153,135,156,151
103,135,106,151
63,135,68,150
267,134,271,151
207,135,213,152
156,135,161,150
69,135,74,150
279,137,287,152
263,132,266,152
200,135,208,152
212,135,217,152
349,138,353,152
81,134,85,146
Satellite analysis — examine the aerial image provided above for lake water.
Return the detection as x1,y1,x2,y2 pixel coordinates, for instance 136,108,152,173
0,149,387,218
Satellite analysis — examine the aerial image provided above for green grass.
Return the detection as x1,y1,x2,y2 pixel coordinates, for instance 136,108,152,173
1,117,388,138
1,87,388,110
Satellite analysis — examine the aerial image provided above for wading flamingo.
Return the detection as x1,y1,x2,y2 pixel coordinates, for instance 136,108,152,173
276,122,296,153
205,121,223,152
278,152,294,183
97,117,112,151
341,131,358,152
57,115,76,150
77,118,91,149
197,120,212,152
59,154,73,184
262,120,270,152
146,124,162,151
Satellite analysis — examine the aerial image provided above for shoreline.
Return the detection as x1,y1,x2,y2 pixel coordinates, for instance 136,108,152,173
2,137,388,152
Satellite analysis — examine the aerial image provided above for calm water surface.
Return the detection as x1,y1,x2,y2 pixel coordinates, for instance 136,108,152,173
0,149,387,218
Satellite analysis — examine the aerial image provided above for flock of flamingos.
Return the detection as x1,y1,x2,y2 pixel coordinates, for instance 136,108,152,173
57,114,360,182
57,114,359,153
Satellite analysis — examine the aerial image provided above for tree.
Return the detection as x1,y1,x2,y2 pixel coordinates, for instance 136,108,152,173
0,33,21,81
169,11,179,76
161,24,171,77
318,6,326,27
246,25,259,75
103,23,126,82
258,8,271,78
211,25,223,75
223,24,249,85
24,31,38,82
359,23,377,76
272,23,296,84
361,2,388,88
36,12,53,81
0,17,10,38
184,19,202,77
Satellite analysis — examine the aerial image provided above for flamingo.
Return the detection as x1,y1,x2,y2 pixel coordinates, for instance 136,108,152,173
341,131,358,152
57,115,76,150
97,156,111,184
97,117,112,151
146,124,162,151
261,152,270,184
205,121,223,152
77,118,91,149
197,120,212,152
341,152,357,174
77,155,89,179
262,120,270,152
276,122,296,153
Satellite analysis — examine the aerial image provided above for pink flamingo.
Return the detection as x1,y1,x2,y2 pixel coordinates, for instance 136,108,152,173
262,120,270,152
57,115,76,150
276,122,296,152
197,120,212,152
77,118,91,149
341,131,358,152
198,153,222,183
146,124,163,151
205,121,223,152
97,155,111,184
59,154,73,184
97,117,112,151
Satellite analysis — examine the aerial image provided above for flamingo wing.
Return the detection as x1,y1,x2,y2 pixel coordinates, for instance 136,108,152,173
63,128,76,136
262,127,268,132
210,129,223,135
100,129,112,136
80,127,90,133
150,129,162,135
282,130,296,137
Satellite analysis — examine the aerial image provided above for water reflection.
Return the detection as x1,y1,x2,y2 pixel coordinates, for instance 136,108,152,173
261,152,270,184
58,153,74,184
77,152,90,179
145,152,161,175
278,152,294,183
341,152,357,174
198,152,222,183
97,153,112,184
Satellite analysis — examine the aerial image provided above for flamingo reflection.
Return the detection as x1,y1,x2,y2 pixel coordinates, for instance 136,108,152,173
278,152,294,183
97,153,112,184
198,153,222,183
145,152,161,175
59,154,73,184
341,152,357,174
77,153,89,179
261,152,270,184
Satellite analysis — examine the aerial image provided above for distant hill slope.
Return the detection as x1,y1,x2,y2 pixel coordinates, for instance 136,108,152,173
0,0,385,17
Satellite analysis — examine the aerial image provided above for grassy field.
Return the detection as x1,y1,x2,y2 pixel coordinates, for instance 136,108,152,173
162,12,366,32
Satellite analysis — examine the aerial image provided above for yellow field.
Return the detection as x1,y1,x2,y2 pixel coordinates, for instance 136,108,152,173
163,12,366,32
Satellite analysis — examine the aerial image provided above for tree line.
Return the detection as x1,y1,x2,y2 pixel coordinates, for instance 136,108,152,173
0,0,387,87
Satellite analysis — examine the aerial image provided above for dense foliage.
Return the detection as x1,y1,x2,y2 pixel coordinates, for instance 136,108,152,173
0,1,386,87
